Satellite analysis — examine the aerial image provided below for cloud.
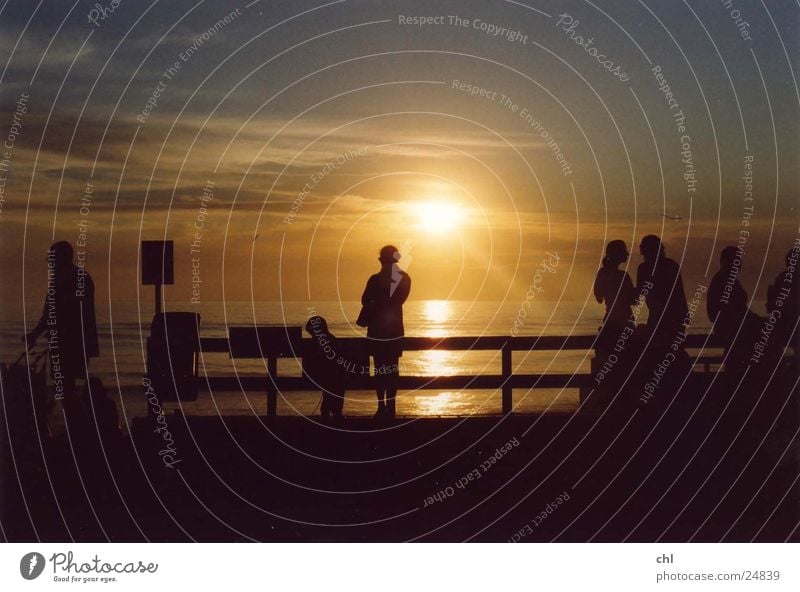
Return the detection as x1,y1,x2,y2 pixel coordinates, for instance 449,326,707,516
0,25,96,83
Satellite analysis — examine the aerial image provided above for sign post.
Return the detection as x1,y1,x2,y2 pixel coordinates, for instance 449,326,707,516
141,240,174,314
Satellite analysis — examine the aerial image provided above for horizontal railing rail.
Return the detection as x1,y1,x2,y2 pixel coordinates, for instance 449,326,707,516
196,333,725,416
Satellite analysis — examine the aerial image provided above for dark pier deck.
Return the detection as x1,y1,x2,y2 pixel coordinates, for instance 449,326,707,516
3,328,797,542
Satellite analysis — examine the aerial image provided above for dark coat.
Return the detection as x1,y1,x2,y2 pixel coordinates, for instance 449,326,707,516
361,268,410,359
361,269,411,339
768,270,799,347
594,264,637,328
707,269,760,344
636,256,688,342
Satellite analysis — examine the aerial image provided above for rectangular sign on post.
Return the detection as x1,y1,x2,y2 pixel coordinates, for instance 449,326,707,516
141,240,174,285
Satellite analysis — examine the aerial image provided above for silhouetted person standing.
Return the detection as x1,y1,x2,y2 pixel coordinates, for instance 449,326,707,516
707,246,761,374
594,240,638,349
24,241,98,415
360,245,411,419
767,246,800,357
636,235,688,350
592,240,639,399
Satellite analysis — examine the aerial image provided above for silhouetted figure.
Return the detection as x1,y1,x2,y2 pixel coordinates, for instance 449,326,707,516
594,240,638,349
636,235,688,349
591,241,639,402
766,245,800,359
304,316,345,419
24,242,98,417
633,236,691,409
360,245,411,419
707,246,761,375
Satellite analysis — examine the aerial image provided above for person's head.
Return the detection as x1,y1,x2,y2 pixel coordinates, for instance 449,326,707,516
639,235,663,261
378,244,400,267
720,246,739,269
604,240,629,266
49,241,74,268
305,315,328,335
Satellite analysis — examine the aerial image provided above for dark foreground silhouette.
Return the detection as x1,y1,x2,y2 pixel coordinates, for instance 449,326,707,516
24,241,99,409
360,244,411,420
1,238,797,542
1,363,796,542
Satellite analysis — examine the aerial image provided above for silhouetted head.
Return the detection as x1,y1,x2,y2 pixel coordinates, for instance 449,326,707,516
378,245,400,266
639,235,663,261
49,241,74,268
720,246,739,269
604,240,629,266
305,315,328,335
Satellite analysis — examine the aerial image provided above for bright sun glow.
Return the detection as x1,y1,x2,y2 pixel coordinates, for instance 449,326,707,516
416,201,464,234
421,299,451,337
423,299,450,323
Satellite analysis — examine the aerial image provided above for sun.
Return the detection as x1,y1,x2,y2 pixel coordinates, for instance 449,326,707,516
416,201,464,234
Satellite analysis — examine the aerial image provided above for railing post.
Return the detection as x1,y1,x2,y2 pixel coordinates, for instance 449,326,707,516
267,356,277,417
502,340,512,414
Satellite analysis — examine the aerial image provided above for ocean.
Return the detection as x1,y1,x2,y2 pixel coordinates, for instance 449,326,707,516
2,299,714,425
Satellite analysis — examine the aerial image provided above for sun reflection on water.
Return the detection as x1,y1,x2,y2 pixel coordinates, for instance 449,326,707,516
420,349,456,376
415,301,462,414
422,299,450,337
424,299,449,322
416,391,458,415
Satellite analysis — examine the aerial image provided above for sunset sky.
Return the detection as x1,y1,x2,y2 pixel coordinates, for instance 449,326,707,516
1,0,797,317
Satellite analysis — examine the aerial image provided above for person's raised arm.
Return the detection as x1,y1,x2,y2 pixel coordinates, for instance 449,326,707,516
593,270,604,304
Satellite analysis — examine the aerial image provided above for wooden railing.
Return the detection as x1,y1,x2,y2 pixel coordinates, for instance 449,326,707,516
197,332,722,416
